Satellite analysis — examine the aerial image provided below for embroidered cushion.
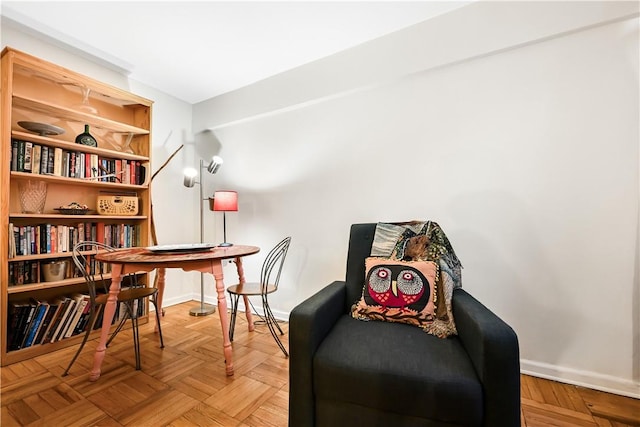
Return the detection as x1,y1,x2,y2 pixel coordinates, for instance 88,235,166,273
351,256,457,337
351,257,446,332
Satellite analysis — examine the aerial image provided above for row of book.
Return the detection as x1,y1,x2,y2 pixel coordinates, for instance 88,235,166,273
7,288,143,352
9,222,141,258
10,139,146,185
8,256,109,287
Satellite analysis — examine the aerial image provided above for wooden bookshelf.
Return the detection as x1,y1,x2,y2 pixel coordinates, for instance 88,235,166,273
1,47,154,366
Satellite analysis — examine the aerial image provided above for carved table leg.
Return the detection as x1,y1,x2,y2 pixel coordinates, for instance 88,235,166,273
90,263,123,381
212,260,234,376
235,257,255,332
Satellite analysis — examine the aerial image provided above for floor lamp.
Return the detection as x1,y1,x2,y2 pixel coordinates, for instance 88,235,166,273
183,155,223,316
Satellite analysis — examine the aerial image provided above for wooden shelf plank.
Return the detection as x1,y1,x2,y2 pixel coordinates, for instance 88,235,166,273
14,95,150,135
11,131,149,162
10,171,148,190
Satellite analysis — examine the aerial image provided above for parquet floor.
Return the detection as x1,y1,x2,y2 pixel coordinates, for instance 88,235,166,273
1,300,639,426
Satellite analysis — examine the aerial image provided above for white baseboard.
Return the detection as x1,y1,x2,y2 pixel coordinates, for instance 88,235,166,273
158,294,290,321
521,359,640,399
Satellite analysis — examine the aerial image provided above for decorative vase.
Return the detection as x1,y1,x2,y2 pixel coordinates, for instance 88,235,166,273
75,124,97,147
18,180,47,213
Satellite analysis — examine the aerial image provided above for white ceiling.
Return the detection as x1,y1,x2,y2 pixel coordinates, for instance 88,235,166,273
1,1,470,104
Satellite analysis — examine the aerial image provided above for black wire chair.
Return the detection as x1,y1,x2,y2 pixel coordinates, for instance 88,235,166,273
227,236,291,357
62,241,164,376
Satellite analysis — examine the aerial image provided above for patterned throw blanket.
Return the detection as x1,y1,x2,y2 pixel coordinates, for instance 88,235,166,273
371,220,462,289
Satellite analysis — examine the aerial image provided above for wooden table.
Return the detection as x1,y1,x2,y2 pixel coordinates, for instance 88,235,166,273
92,244,260,380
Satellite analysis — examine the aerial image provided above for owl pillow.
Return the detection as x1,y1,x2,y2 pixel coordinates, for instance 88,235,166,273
351,257,457,338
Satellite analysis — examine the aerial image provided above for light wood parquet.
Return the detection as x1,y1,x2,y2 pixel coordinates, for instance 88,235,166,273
1,300,639,426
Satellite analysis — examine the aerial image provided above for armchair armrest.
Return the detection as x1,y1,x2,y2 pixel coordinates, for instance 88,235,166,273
289,281,347,427
453,288,520,427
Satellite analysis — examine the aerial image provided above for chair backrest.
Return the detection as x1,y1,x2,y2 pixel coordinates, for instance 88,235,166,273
260,236,292,294
344,223,377,312
71,241,116,304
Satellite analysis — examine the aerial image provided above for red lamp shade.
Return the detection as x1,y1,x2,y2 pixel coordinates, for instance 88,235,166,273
212,191,238,212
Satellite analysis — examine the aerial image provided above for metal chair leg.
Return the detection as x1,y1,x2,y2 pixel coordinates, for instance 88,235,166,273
107,309,130,347
130,305,141,370
263,294,288,357
151,297,164,349
265,302,285,335
62,309,98,376
228,293,240,341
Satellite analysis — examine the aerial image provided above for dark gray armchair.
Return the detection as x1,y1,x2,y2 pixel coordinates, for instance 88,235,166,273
289,223,520,427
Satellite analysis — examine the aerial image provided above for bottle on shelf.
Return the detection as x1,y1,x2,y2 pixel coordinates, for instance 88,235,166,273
75,124,97,147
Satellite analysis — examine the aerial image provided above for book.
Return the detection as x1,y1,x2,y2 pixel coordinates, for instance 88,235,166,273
23,141,33,172
32,144,41,174
8,223,16,259
51,298,76,342
73,297,93,336
7,301,29,350
130,161,136,185
50,225,57,254
42,297,70,344
16,139,25,171
62,151,70,177
23,300,48,347
78,151,84,178
34,298,63,344
64,294,89,338
85,152,91,178
17,302,37,349
40,146,49,174
96,222,105,244
69,151,76,178
55,298,79,342
78,152,85,178
122,159,129,184
91,154,99,180
47,146,54,174
53,147,63,176
115,159,122,183
11,139,18,171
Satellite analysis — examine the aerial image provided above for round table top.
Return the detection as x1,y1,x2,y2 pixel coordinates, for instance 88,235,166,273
95,244,260,264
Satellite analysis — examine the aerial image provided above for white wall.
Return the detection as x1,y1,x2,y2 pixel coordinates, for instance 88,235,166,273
193,2,640,397
1,26,198,307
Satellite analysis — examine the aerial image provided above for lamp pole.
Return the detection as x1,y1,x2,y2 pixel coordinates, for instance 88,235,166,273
189,159,216,316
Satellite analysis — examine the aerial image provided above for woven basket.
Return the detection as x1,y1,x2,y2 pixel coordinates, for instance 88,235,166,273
97,195,139,216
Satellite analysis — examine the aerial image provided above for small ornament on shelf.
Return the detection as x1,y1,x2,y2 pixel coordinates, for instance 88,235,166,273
54,202,91,215
18,180,47,213
75,124,97,147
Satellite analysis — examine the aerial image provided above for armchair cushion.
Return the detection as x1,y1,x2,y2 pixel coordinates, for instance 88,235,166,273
313,314,483,425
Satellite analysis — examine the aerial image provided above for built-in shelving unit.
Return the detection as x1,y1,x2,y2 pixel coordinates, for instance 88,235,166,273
1,47,154,366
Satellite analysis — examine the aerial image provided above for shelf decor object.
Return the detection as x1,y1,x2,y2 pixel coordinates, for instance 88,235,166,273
18,121,65,137
211,190,238,247
182,155,224,317
1,47,153,366
42,260,69,282
18,180,48,213
54,202,91,215
75,124,97,147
